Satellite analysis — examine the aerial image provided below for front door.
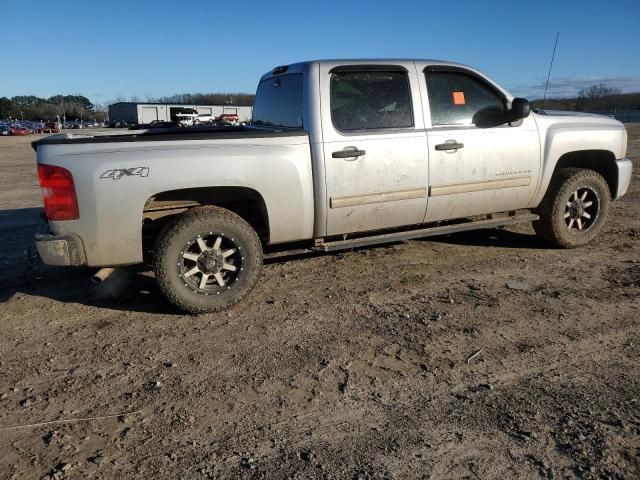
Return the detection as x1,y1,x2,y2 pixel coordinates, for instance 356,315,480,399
421,67,540,222
320,64,429,236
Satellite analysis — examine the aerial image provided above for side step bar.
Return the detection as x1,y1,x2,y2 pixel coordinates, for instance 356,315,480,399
315,213,539,252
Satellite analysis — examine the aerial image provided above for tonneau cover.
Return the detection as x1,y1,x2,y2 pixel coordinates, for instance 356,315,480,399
32,125,307,150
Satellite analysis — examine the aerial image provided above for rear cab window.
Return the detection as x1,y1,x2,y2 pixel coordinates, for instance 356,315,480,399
330,68,414,131
252,74,304,128
424,69,506,127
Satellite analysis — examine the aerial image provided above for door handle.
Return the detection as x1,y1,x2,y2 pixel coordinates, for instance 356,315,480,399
332,148,366,159
435,141,464,151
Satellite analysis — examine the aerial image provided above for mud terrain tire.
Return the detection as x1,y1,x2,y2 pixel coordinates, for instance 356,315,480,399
534,168,610,248
154,206,263,313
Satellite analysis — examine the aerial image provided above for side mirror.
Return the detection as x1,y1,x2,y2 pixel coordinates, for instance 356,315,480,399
509,98,530,122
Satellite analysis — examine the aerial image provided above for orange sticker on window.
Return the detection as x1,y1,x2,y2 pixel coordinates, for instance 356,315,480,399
452,91,465,105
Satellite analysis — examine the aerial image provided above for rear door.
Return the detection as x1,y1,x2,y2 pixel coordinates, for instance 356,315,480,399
418,66,540,222
320,63,429,236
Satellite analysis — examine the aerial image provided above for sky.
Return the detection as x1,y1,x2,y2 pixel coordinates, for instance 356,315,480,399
2,0,639,105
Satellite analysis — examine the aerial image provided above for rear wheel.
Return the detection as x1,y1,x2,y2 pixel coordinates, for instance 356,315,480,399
154,206,263,313
533,168,610,248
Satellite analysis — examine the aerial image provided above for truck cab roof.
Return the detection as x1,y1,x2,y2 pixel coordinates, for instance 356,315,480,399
261,58,475,79
259,59,513,101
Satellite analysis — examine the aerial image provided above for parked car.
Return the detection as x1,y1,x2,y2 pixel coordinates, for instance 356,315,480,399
26,121,45,134
110,120,133,128
17,123,33,134
9,125,29,136
129,120,178,130
215,113,239,125
0,125,10,136
193,114,215,125
44,121,61,133
147,120,179,129
32,59,632,314
176,113,197,127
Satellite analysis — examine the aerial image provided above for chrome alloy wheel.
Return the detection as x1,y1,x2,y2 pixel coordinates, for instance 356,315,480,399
564,186,600,232
178,233,243,294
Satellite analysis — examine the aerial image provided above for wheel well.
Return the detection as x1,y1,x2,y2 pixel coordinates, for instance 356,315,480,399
141,187,269,259
552,150,617,196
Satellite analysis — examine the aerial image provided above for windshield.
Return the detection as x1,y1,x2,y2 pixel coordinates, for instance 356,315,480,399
252,73,303,128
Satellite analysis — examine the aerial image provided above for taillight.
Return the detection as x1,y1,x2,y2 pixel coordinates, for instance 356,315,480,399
37,164,79,221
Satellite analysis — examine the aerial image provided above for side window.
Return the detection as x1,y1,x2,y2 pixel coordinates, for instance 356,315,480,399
331,70,414,131
425,70,506,126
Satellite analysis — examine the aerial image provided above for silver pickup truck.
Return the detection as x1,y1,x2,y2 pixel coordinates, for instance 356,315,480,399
33,59,632,313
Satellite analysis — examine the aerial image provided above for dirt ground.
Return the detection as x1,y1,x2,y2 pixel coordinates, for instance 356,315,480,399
0,126,638,480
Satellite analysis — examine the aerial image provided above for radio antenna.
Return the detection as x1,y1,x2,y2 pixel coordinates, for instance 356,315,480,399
542,32,560,109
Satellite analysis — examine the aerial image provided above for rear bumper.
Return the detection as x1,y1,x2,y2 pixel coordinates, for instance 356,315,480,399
615,158,633,200
35,225,86,266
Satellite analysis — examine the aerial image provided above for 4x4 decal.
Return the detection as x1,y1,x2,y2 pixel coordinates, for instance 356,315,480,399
100,167,149,180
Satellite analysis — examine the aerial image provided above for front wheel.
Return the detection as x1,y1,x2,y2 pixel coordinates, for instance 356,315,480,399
154,206,263,313
533,168,610,248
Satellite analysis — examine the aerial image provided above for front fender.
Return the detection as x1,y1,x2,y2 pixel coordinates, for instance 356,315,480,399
530,120,626,207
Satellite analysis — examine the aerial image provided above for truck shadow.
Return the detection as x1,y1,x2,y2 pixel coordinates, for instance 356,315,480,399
1,263,180,315
263,227,548,266
425,228,551,250
1,207,548,313
0,207,180,314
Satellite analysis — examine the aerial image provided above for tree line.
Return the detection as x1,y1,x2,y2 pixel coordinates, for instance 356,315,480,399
108,92,255,107
0,95,100,121
147,92,255,106
530,85,640,112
